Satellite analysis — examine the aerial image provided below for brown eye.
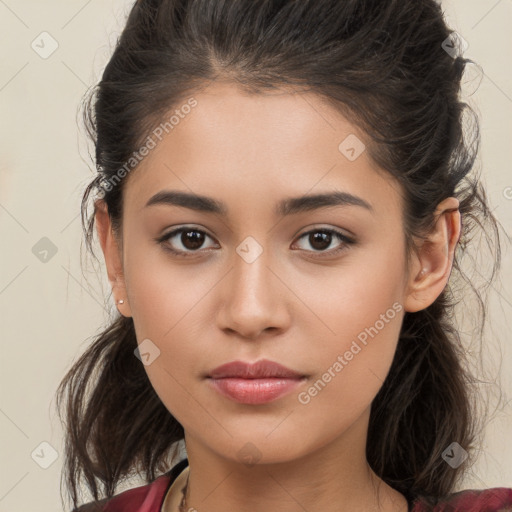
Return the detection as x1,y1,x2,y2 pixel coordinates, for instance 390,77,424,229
157,227,217,257
308,231,333,251
179,230,206,250
293,228,356,256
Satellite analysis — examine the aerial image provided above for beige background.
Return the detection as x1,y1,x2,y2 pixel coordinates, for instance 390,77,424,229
0,0,511,510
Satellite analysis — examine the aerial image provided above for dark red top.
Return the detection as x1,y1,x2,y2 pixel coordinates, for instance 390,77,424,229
74,459,512,512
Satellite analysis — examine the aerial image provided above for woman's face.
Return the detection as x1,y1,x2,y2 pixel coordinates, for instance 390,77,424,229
109,82,418,465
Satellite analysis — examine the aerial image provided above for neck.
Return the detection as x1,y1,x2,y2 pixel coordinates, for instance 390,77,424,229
178,408,408,512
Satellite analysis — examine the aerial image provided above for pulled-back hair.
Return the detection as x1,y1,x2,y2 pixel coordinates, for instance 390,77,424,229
56,0,509,509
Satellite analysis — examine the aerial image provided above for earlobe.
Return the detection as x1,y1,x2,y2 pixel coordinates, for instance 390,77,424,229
403,197,461,313
94,199,133,318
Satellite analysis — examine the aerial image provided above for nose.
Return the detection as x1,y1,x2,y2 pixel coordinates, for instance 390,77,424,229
215,246,290,340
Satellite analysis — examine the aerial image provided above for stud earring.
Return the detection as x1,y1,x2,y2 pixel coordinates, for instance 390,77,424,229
117,299,124,304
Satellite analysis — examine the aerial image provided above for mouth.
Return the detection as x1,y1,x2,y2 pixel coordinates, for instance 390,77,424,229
208,359,306,379
206,359,307,404
207,376,307,404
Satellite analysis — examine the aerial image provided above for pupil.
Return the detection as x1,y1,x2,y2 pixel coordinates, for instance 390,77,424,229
182,230,204,249
310,231,331,250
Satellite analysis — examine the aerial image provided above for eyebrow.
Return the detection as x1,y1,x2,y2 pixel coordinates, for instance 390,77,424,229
144,189,374,217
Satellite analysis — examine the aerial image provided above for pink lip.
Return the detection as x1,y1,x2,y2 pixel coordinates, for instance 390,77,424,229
208,359,305,379
208,377,305,404
207,359,307,405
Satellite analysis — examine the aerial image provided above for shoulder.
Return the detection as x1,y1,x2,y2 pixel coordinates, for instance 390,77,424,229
72,459,189,512
72,474,170,512
411,487,512,511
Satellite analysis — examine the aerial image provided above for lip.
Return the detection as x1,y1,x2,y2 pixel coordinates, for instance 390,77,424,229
208,359,305,379
207,359,307,405
208,377,306,404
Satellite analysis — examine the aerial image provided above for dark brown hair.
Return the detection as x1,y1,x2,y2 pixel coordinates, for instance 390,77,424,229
56,0,509,509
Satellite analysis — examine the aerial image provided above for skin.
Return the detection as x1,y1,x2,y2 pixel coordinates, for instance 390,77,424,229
95,81,461,512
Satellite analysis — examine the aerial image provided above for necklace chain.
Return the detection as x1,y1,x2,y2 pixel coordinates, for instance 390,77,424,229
178,473,189,512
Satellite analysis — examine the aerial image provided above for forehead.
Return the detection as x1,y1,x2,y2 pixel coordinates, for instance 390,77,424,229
123,81,402,220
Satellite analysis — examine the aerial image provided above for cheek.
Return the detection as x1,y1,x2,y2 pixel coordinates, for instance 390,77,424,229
122,245,215,408
331,231,406,331
124,238,215,334
304,243,404,340
296,296,403,441
302,243,405,396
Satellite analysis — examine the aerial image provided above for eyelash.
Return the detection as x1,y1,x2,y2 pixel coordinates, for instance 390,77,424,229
155,226,356,259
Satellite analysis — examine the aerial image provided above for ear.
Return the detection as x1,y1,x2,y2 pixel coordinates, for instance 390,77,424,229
403,197,461,313
94,199,133,318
